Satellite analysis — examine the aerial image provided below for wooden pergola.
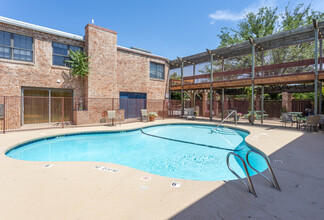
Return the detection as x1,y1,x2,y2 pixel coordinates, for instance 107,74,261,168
169,20,324,124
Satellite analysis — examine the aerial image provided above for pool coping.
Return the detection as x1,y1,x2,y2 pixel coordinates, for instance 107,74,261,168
3,121,258,156
1,120,268,181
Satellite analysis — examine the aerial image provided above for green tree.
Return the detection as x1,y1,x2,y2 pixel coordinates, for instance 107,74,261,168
65,49,90,109
66,49,90,77
169,72,180,80
202,3,324,100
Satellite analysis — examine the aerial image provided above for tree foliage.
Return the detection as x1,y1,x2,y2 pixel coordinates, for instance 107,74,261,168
199,3,324,100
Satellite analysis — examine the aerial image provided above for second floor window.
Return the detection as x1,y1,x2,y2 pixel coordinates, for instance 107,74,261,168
150,62,165,80
52,42,82,66
0,30,33,62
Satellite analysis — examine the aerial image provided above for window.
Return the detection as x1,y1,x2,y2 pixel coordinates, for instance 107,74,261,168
52,42,82,66
0,30,33,62
150,62,165,80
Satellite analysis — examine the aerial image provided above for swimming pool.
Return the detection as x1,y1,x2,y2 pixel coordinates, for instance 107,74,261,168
5,124,267,181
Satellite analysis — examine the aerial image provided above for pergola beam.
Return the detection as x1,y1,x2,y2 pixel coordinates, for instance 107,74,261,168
170,21,324,69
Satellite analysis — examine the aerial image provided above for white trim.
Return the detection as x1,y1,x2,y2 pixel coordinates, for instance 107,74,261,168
0,16,84,41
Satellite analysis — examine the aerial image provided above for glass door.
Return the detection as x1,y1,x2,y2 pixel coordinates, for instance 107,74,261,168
50,89,73,122
23,88,49,124
22,88,73,124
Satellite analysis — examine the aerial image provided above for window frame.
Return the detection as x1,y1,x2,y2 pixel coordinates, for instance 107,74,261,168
0,30,34,62
52,41,83,67
149,61,165,80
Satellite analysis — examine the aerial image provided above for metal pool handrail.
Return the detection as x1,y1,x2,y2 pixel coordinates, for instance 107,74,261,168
213,110,237,132
246,150,281,191
140,129,244,152
226,152,257,197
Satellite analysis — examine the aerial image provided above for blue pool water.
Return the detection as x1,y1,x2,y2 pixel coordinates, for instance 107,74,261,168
6,124,267,181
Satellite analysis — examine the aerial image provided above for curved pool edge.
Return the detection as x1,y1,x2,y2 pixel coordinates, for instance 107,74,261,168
3,122,253,156
1,120,267,182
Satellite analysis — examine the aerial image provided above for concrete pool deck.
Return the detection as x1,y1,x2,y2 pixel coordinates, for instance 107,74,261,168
0,119,323,219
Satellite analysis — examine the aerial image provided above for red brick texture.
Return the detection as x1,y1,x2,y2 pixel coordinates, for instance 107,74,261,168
0,21,169,128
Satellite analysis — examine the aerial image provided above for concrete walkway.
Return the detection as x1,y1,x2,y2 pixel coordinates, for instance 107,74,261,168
0,119,323,219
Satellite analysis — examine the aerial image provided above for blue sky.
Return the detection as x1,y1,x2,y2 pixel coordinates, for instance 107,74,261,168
1,0,323,60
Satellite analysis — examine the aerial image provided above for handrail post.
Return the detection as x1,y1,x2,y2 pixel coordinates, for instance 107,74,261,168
235,110,237,126
226,152,257,197
246,150,281,191
62,97,64,128
162,99,165,120
3,96,5,134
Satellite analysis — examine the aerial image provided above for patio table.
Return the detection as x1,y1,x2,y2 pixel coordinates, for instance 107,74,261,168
294,115,306,130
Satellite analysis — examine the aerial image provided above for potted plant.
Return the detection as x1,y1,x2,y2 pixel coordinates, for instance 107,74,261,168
149,112,157,121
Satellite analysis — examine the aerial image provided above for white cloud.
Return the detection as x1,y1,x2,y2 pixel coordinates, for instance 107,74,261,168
209,0,277,23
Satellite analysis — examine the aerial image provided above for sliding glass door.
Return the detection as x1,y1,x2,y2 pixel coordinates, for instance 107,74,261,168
22,88,73,124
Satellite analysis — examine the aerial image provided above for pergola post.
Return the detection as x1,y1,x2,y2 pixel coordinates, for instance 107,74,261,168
178,57,184,117
193,63,196,110
314,19,319,115
261,86,264,124
261,51,264,124
206,49,214,121
250,37,255,125
221,58,225,120
221,88,224,120
319,39,323,114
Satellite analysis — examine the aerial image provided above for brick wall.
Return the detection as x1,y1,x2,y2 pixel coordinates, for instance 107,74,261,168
0,23,84,98
0,21,170,129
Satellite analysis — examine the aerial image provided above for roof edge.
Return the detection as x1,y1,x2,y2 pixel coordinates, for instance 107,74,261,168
117,45,169,61
0,16,84,41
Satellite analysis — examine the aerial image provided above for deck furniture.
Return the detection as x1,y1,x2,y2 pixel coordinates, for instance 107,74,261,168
281,113,294,127
141,109,149,122
288,112,306,130
300,115,321,132
186,108,196,120
318,114,324,130
244,111,268,120
107,110,116,126
255,111,269,120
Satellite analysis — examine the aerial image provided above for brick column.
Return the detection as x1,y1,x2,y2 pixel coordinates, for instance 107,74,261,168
223,95,229,114
255,94,261,110
190,91,195,108
282,92,292,112
85,24,118,124
213,93,219,117
229,95,235,110
202,91,208,117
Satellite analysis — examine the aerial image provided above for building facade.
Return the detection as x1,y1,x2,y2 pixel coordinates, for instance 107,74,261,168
0,17,169,128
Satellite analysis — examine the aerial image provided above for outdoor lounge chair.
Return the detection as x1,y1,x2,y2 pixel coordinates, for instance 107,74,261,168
300,115,320,132
141,109,149,122
187,108,195,120
107,110,116,126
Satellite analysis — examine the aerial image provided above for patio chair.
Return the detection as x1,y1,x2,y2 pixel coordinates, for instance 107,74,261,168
187,108,195,120
281,113,294,127
300,115,320,132
107,110,116,126
141,109,149,122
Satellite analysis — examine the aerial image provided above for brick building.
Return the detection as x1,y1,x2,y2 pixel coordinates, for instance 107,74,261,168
0,17,169,127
